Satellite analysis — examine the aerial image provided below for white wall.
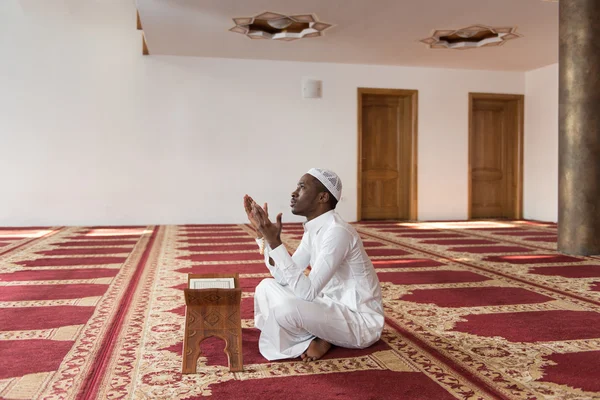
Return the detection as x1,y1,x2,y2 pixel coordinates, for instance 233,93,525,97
0,0,525,226
524,63,558,222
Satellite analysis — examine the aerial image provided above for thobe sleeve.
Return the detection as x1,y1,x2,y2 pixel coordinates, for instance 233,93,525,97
291,235,311,270
256,238,287,285
268,227,352,301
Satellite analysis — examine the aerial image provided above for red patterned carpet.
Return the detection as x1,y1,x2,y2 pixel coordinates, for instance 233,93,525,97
1,221,600,399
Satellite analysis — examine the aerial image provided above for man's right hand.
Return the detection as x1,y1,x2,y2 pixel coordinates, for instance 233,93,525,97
250,202,283,250
244,194,267,238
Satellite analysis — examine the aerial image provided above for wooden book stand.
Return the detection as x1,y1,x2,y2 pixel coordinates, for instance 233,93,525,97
181,273,243,373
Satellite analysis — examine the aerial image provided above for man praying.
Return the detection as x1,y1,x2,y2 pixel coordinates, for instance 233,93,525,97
243,168,384,362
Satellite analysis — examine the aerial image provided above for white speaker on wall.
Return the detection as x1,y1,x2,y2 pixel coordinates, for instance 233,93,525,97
302,78,322,99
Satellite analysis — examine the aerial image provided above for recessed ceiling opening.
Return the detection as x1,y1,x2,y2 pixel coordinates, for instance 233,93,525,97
230,12,333,41
420,25,522,50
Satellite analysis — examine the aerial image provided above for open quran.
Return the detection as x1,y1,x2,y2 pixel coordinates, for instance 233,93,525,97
188,277,235,289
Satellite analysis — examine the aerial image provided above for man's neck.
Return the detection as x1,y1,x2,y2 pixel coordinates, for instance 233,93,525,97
305,207,333,222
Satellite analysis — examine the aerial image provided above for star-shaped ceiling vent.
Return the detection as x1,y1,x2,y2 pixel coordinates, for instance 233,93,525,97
229,12,332,41
420,25,522,50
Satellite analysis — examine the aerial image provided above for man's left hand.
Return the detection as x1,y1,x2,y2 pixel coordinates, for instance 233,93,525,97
251,203,283,249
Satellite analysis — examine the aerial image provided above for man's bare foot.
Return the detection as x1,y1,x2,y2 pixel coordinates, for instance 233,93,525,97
300,338,332,362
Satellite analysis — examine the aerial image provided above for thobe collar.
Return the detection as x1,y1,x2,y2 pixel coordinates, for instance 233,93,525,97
303,210,335,235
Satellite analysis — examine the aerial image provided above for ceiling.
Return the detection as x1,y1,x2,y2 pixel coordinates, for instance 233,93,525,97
136,0,559,71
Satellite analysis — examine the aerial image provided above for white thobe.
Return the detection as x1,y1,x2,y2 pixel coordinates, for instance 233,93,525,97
254,210,384,361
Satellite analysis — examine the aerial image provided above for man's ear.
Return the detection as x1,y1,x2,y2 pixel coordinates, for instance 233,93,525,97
319,191,330,204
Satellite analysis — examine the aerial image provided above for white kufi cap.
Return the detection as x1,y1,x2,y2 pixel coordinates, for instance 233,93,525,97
307,168,342,201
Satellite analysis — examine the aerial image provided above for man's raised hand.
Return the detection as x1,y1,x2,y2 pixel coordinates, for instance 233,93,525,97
244,195,264,236
251,202,283,249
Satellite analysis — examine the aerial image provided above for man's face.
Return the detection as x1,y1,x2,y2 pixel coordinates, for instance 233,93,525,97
290,174,321,216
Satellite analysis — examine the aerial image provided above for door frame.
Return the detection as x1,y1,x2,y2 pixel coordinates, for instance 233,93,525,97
468,92,524,219
357,88,419,221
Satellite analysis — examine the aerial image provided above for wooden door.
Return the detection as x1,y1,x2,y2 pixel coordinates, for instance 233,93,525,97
470,96,522,219
361,94,410,220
